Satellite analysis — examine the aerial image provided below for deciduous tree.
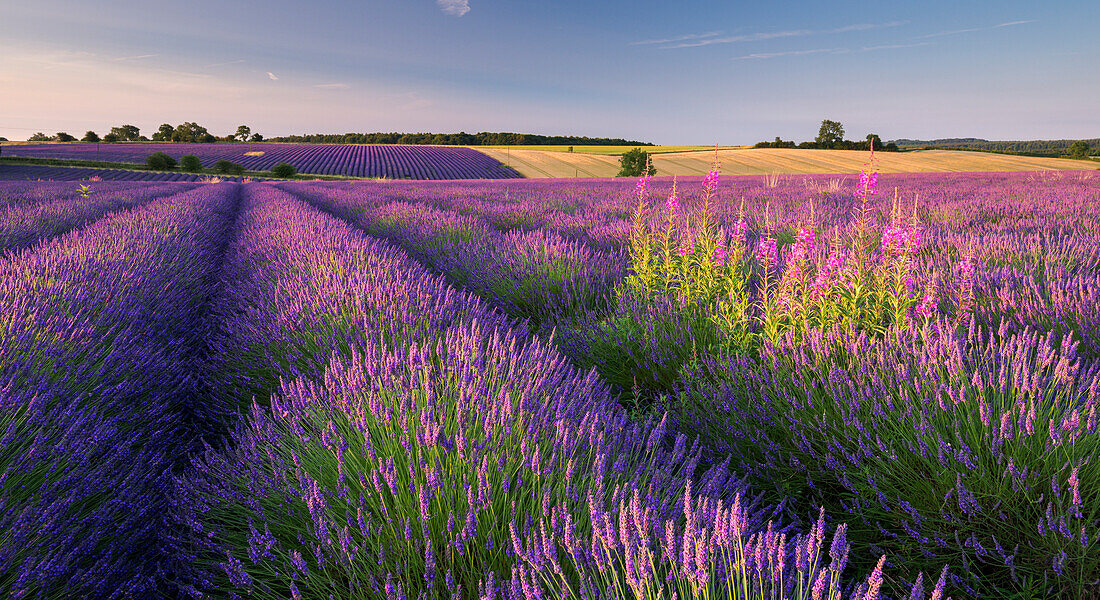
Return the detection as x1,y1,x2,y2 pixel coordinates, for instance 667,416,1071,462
617,148,656,177
816,120,844,148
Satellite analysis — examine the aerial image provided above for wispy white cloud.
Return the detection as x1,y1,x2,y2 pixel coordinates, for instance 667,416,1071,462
630,31,721,46
314,82,349,89
437,0,470,17
267,71,279,80
914,19,1034,39
731,47,848,60
113,53,158,61
860,41,932,51
203,59,245,68
659,21,906,49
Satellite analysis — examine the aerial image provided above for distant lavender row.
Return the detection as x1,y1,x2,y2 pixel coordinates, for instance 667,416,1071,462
3,143,523,179
281,182,624,336
0,180,150,207
0,184,239,597
0,181,195,251
0,164,257,182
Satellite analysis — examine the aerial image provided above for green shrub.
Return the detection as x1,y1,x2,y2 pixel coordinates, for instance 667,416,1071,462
270,163,297,178
617,147,656,177
179,155,203,173
145,152,177,170
214,160,245,175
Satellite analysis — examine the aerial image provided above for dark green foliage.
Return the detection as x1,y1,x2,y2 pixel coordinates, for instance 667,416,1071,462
755,131,899,152
235,125,251,142
1068,140,1091,159
892,137,1100,155
28,132,51,142
179,155,203,172
109,125,141,141
815,119,845,147
151,124,174,142
55,132,76,142
81,131,100,143
145,152,177,170
270,163,297,178
754,137,797,149
214,160,245,175
102,133,120,143
616,148,656,177
171,122,211,143
266,131,653,146
249,133,263,142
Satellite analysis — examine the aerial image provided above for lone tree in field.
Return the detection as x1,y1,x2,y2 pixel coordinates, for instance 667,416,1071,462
235,125,252,142
82,131,100,143
617,148,657,177
1068,140,1091,159
816,120,845,148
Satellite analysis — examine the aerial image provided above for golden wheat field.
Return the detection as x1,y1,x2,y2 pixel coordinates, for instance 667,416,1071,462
476,147,1099,178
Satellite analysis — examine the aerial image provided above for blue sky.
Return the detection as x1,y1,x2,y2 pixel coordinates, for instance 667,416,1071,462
1,0,1096,144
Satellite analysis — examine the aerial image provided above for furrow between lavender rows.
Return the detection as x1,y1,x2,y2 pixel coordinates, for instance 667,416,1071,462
0,181,198,253
0,183,240,598
171,184,905,599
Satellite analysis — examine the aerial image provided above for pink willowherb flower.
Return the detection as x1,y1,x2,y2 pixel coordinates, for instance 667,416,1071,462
857,169,878,202
757,237,778,270
635,172,651,199
714,243,726,267
702,168,720,196
881,225,924,258
666,188,680,212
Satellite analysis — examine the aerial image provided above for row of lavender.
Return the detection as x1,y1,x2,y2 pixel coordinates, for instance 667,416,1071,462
281,171,1100,598
3,143,523,179
1,183,240,596
0,181,196,251
0,164,258,182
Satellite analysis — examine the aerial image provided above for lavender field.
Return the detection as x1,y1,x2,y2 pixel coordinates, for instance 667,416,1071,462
1,168,1098,599
0,164,259,182
2,143,522,179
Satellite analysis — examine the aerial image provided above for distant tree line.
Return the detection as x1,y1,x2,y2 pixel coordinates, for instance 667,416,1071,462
265,131,654,146
21,123,262,144
890,137,1099,157
18,126,649,147
754,120,899,152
